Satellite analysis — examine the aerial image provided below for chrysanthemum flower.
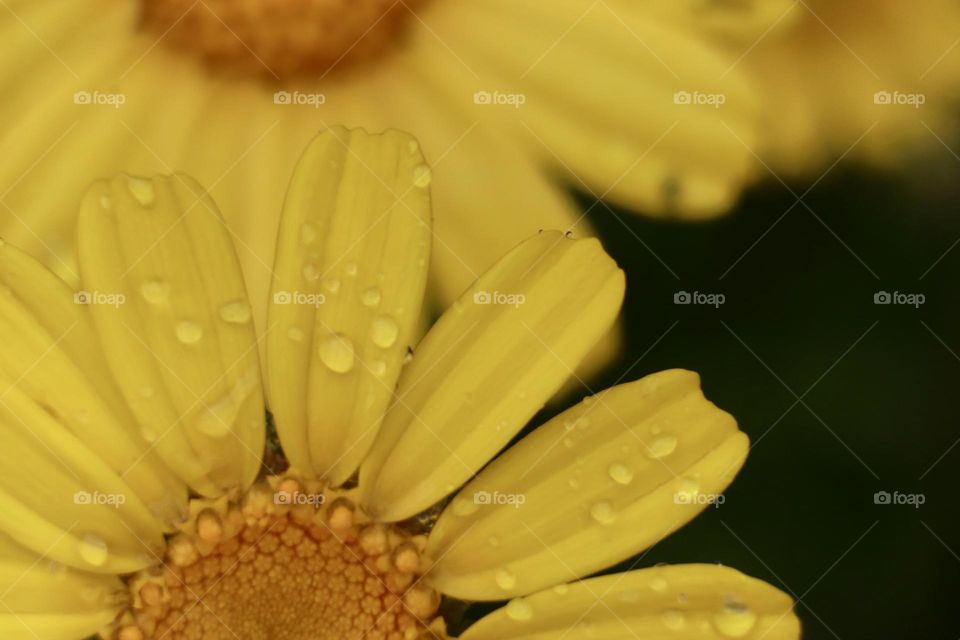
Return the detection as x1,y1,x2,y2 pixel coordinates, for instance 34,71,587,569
0,128,799,639
0,0,761,309
707,0,960,176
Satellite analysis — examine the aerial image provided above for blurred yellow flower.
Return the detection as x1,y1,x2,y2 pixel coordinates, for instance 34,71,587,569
704,0,960,177
0,0,762,310
0,128,800,639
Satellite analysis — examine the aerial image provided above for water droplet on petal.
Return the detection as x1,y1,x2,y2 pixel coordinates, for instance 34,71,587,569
647,434,678,459
126,176,155,206
300,222,317,245
552,584,569,596
361,287,382,307
408,140,420,154
505,598,532,622
140,280,170,305
302,263,320,282
495,567,517,590
590,501,616,525
175,321,203,345
194,366,258,437
608,462,634,485
370,360,387,377
78,533,108,567
324,278,341,293
568,477,581,490
287,327,304,342
676,478,700,503
318,333,355,373
344,261,358,277
649,576,668,592
138,386,155,399
371,315,399,348
219,301,251,324
487,535,500,547
714,600,757,637
661,609,686,631
140,426,158,443
99,194,112,209
413,164,432,189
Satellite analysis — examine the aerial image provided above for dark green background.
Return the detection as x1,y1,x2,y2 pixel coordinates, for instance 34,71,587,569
460,164,959,639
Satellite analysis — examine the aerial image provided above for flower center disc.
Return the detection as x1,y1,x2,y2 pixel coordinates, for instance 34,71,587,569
115,479,446,640
140,0,425,78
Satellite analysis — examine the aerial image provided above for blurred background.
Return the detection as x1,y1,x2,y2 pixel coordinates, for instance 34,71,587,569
457,163,959,639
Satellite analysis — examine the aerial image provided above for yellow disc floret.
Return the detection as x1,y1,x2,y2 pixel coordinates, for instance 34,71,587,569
108,476,448,639
140,0,428,77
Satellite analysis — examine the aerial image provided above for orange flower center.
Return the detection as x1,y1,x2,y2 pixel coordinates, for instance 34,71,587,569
111,477,448,640
139,0,427,78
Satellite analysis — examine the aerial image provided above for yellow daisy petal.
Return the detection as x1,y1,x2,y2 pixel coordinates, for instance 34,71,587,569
266,127,431,485
0,380,165,573
361,232,625,522
459,563,800,639
0,532,125,639
77,174,266,496
0,240,185,521
425,369,748,600
0,614,117,640
419,0,760,217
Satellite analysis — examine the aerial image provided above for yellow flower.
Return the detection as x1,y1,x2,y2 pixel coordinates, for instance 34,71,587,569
0,128,799,639
704,0,960,176
0,0,762,306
